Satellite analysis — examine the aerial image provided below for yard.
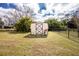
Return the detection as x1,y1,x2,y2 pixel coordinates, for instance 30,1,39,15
0,30,79,56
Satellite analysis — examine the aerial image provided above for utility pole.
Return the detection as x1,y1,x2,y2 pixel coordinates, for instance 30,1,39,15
65,14,70,38
77,26,79,38
75,10,79,38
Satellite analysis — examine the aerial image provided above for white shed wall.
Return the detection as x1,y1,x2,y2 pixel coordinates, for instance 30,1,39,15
31,23,48,35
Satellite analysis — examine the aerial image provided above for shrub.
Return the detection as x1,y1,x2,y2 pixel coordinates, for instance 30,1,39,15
15,16,32,32
45,18,67,31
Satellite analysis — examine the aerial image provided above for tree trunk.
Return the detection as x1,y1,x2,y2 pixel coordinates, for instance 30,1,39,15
2,25,4,29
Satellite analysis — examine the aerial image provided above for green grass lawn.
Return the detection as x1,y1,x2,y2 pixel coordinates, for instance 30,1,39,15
0,30,79,56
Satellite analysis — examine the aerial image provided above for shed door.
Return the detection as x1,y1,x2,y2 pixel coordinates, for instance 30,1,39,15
36,23,43,35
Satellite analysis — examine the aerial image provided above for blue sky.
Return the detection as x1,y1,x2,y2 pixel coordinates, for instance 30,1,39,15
0,3,16,9
38,3,46,13
0,3,79,21
0,3,47,14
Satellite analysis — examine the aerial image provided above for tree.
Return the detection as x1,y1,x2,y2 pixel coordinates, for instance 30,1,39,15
8,4,34,27
45,18,68,31
61,19,67,26
0,18,4,28
45,18,62,31
15,16,32,32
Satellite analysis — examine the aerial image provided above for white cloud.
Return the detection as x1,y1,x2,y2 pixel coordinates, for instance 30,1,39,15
26,3,39,14
15,3,79,20
36,3,79,20
0,3,79,22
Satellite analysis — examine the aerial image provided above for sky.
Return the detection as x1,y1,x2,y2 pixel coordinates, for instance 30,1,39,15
26,3,79,21
0,3,79,21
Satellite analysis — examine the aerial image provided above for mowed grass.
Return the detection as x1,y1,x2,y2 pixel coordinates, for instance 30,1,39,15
0,30,79,56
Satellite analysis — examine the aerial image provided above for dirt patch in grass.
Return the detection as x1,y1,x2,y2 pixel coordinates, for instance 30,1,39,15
24,34,47,38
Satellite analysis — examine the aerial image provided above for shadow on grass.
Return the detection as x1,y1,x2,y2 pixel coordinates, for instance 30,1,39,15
24,34,47,38
68,37,79,43
56,31,79,43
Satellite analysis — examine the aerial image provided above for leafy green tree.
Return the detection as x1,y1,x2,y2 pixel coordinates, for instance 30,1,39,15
45,19,61,30
15,16,32,32
45,18,67,31
61,19,67,26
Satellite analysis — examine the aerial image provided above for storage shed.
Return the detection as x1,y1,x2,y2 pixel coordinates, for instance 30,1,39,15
30,22,48,35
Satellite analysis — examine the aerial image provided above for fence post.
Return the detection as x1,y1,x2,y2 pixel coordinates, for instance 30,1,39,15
78,26,79,38
78,31,79,38
68,28,70,38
